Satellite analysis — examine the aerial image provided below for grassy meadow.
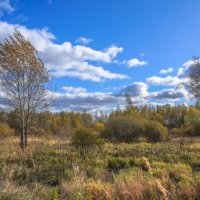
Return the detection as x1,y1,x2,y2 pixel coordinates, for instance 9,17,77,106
1,136,200,200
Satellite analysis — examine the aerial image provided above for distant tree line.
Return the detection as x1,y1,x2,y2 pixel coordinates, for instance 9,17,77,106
0,103,200,137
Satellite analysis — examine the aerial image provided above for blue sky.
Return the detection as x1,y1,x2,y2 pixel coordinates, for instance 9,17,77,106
0,0,199,112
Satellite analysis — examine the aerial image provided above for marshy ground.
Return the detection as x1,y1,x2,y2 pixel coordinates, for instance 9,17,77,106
1,136,200,200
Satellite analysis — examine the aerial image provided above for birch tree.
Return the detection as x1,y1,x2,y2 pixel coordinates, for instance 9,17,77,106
0,29,49,151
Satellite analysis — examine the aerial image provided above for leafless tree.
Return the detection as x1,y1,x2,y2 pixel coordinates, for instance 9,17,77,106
0,29,50,151
188,57,200,104
125,94,133,109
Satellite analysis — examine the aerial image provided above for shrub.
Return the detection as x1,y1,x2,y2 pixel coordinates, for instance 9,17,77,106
29,127,47,136
84,181,114,200
114,169,157,200
144,121,168,142
71,128,103,155
182,121,200,136
170,128,183,137
103,116,144,142
92,122,105,134
107,157,136,172
0,123,15,138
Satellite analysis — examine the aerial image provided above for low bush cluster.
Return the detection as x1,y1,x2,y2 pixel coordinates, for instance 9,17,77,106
107,157,136,172
102,116,144,142
0,123,15,138
144,120,168,142
71,128,103,155
102,116,168,142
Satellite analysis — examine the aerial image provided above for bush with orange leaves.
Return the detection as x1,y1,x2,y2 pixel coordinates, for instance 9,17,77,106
0,123,15,138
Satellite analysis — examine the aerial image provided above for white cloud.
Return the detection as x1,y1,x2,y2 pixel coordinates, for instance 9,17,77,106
71,45,122,63
120,81,190,100
61,86,87,93
159,67,173,74
50,86,151,112
117,81,191,108
51,61,129,82
105,45,123,60
0,0,14,17
50,91,120,112
146,75,189,86
52,78,191,112
0,21,129,82
177,60,195,77
149,85,190,100
76,37,93,45
127,58,148,68
121,82,148,97
119,82,192,105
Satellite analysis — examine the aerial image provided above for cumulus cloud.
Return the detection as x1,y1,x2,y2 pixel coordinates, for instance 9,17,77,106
127,58,148,68
105,45,123,60
76,37,93,45
51,62,129,82
61,86,87,93
50,91,120,112
119,80,191,107
146,75,189,86
50,81,152,112
177,60,195,77
0,0,14,17
50,87,152,112
1,80,190,112
0,21,128,82
159,67,173,74
120,82,148,97
149,85,190,100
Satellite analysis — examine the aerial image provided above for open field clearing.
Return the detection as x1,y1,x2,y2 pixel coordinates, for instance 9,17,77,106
1,136,200,199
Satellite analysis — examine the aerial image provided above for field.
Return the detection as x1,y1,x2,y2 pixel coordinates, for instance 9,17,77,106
1,136,200,200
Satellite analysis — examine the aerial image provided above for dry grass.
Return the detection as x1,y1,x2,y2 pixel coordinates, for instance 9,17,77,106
1,136,200,199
